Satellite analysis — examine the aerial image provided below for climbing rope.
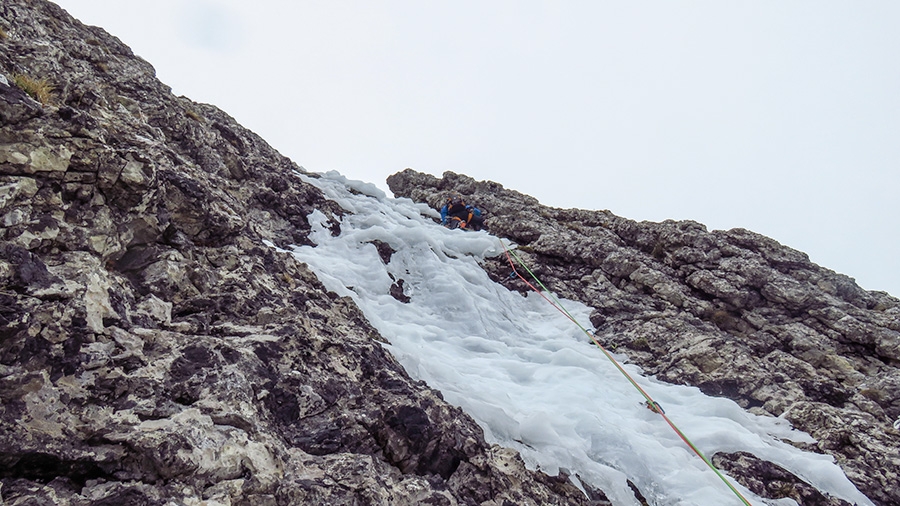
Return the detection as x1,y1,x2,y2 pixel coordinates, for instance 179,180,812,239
500,240,753,506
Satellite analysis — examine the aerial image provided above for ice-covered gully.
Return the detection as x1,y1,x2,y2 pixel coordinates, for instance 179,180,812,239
291,172,875,506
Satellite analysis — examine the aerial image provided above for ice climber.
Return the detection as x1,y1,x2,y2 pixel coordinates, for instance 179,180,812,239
440,195,486,231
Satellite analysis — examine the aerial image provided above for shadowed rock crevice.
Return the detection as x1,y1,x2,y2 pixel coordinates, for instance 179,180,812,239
0,452,111,487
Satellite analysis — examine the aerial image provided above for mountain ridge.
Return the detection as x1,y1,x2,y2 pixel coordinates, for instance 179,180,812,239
1,1,898,505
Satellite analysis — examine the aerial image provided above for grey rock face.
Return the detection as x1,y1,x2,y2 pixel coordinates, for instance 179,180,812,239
0,2,594,505
388,169,900,506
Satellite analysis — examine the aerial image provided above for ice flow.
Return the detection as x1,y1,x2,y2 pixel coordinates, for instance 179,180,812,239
286,171,873,506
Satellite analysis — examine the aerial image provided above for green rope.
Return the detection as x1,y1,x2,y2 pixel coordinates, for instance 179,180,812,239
507,246,583,326
501,240,752,506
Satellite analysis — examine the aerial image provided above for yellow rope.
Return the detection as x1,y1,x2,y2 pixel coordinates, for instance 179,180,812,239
501,240,752,506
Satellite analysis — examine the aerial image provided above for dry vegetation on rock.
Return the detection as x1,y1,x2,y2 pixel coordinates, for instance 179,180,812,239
12,73,53,105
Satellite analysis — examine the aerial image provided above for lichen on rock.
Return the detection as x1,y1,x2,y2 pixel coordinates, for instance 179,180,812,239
0,2,594,505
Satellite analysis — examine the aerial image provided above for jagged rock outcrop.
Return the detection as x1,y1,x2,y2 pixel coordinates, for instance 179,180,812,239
0,2,597,505
388,169,900,506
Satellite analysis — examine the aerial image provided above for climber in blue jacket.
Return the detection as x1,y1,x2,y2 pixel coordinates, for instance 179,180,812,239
440,195,486,231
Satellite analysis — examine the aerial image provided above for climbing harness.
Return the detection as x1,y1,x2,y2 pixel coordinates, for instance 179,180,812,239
500,240,753,506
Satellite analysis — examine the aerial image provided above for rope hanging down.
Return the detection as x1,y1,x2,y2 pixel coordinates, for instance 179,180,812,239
500,240,753,506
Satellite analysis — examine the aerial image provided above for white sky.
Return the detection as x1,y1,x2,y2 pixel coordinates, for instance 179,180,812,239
52,0,900,296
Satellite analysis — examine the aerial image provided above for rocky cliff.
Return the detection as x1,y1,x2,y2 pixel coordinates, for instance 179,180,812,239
387,169,900,506
2,0,898,505
0,1,594,505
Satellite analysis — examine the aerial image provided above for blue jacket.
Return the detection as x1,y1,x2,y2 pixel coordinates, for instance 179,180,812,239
441,203,481,225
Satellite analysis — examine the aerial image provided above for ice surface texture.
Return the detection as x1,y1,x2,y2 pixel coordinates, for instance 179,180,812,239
289,171,873,506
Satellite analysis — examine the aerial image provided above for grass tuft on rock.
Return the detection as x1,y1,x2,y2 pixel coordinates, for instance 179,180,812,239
13,73,53,105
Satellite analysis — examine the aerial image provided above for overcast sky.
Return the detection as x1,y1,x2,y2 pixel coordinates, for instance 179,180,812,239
53,0,900,297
